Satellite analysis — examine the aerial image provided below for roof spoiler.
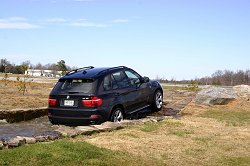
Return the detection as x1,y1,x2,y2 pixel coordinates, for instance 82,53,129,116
66,66,94,75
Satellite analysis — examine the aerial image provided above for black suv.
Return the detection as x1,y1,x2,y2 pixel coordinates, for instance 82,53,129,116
48,66,163,125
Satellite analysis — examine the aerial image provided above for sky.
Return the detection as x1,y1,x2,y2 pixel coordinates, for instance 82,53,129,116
0,0,249,80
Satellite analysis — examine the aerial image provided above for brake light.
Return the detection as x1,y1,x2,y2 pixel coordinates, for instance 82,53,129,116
48,96,57,107
82,96,103,107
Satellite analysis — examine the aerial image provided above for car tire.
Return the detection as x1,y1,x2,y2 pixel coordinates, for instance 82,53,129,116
151,90,163,111
110,108,124,122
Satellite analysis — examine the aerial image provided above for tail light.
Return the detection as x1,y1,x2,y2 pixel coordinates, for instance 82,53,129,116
82,96,103,107
48,96,57,107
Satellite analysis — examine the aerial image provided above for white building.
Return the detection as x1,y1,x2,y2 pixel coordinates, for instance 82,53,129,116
25,69,63,77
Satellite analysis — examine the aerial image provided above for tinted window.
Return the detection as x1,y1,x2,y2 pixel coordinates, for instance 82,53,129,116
111,71,130,88
54,79,95,94
111,74,118,89
125,70,141,86
103,75,112,91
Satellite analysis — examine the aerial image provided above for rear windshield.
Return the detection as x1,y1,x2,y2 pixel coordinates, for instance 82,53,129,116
53,79,96,94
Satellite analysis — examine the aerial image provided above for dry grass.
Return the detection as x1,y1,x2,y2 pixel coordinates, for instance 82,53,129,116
73,110,250,166
0,80,54,110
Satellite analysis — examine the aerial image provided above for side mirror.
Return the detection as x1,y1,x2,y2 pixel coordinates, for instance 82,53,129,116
142,76,150,83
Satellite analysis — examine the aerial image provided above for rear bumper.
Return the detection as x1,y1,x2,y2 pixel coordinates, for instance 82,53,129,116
48,115,102,125
48,107,109,125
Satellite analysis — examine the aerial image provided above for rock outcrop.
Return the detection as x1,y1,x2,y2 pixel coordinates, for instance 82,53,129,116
233,85,250,100
195,86,237,105
195,85,250,105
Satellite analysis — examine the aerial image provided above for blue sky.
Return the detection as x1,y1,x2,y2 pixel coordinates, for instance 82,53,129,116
0,0,249,80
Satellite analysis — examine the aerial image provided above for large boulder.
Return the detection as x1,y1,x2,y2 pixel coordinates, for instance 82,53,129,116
195,86,237,105
233,85,250,100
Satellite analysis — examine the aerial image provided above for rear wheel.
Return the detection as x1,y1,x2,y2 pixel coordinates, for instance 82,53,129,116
151,90,163,111
110,108,124,122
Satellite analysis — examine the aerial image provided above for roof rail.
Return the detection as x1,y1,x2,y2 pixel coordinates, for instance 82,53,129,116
97,66,127,75
66,66,94,75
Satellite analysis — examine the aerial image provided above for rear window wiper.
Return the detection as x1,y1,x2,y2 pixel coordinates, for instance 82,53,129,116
68,91,81,94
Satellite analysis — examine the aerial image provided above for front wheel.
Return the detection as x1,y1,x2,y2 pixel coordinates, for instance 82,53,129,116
151,90,163,111
110,108,124,122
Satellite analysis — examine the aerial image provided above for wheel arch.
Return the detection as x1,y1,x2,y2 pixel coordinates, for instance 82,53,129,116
109,104,125,120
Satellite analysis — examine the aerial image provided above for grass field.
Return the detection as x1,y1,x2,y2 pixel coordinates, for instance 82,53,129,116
163,85,201,92
1,110,249,166
0,79,249,165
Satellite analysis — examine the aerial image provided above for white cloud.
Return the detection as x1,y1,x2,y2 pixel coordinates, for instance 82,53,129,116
44,18,67,23
70,19,108,28
43,18,107,28
112,19,129,23
75,18,88,22
70,22,107,28
0,17,41,29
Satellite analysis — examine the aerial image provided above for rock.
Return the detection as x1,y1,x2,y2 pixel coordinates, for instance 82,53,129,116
55,126,80,137
140,118,152,123
0,141,3,150
7,137,26,147
101,122,124,130
0,119,8,124
195,86,237,105
233,85,250,100
1,140,8,149
91,125,112,132
118,120,137,127
163,108,181,116
35,136,47,142
18,136,36,144
75,126,99,135
34,131,62,141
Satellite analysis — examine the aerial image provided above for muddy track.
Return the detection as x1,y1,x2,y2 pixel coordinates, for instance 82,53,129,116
0,90,197,141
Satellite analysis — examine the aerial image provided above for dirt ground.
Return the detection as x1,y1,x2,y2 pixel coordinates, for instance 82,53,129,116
0,80,54,110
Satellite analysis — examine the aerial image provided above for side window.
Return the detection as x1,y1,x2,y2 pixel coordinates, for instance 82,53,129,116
111,71,130,88
111,74,118,90
103,75,111,91
125,70,141,86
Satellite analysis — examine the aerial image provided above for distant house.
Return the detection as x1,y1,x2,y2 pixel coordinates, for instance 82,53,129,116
25,69,63,77
25,69,42,77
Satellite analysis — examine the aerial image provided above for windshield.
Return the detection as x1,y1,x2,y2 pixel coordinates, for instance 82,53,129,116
53,79,96,94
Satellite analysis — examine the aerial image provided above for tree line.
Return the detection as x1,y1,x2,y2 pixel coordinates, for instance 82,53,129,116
196,70,250,86
160,69,250,86
0,58,75,75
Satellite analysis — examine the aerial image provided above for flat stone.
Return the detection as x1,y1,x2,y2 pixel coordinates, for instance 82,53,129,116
101,122,124,130
19,136,36,144
34,131,62,141
0,119,8,124
7,137,26,147
0,141,3,150
119,120,141,127
55,126,80,137
1,140,8,149
140,118,152,123
75,126,99,135
91,125,112,132
35,136,47,142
